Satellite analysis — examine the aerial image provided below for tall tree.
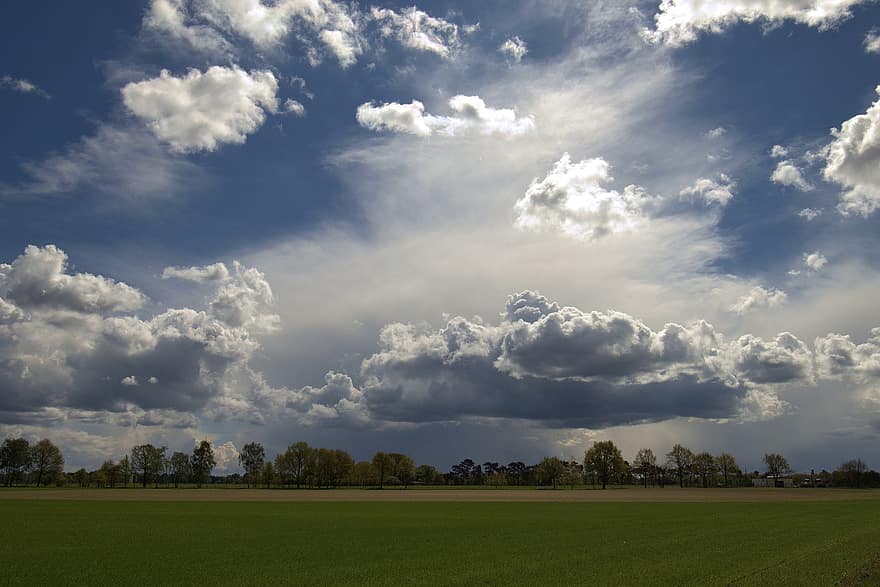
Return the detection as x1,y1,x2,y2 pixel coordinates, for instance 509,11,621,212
261,461,274,488
537,457,565,489
170,452,191,488
634,448,657,488
372,452,391,488
290,442,315,488
191,441,216,488
131,444,165,488
119,455,132,488
415,464,440,485
839,459,867,488
388,453,415,488
666,444,695,488
585,441,625,490
100,461,122,488
1,438,31,487
238,442,265,488
716,453,739,487
29,439,63,487
693,452,717,488
763,453,790,486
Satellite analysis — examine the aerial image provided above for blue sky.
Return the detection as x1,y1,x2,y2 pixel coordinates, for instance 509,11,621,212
1,0,880,473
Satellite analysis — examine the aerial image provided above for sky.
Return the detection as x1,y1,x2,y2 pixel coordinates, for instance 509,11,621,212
1,0,880,474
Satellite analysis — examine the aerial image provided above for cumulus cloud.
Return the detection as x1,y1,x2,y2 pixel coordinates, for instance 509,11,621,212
499,36,528,62
122,67,279,153
162,263,230,283
770,144,789,158
143,0,231,55
730,286,787,315
356,95,535,137
342,291,821,427
803,251,828,272
679,174,736,206
1,75,50,99
642,0,869,47
815,329,880,380
514,154,654,240
797,208,822,221
771,160,813,191
0,245,280,424
284,99,306,117
823,86,880,216
705,126,727,139
865,29,880,54
370,6,463,57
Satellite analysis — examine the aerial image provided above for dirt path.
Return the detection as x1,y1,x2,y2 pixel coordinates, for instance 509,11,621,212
1,487,878,502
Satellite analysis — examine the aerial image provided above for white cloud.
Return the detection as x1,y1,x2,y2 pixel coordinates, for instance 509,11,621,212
0,125,198,200
209,440,240,473
356,96,535,138
730,286,787,315
770,144,788,158
680,174,736,206
771,160,813,191
370,6,463,57
705,126,727,139
143,0,230,55
284,99,306,117
499,36,528,62
121,376,139,386
162,263,230,283
804,251,828,272
122,67,279,153
823,86,880,216
865,29,880,54
642,0,869,47
319,28,361,68
798,208,822,221
815,329,880,380
514,154,654,240
1,75,50,99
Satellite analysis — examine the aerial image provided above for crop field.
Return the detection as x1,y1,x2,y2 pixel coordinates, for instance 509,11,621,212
1,491,879,585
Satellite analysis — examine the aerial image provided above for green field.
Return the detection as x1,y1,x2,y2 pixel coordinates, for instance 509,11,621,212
1,500,879,585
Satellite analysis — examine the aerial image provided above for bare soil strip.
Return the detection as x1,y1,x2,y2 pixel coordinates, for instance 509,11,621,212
1,487,878,502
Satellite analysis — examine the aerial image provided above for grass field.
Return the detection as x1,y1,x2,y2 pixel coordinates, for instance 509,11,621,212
1,493,880,585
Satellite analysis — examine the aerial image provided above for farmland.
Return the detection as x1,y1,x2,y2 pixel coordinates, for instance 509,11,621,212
1,490,879,585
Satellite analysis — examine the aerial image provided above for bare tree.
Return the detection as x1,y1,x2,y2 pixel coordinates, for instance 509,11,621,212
666,444,695,488
29,439,63,487
763,453,791,486
634,449,657,488
716,453,739,487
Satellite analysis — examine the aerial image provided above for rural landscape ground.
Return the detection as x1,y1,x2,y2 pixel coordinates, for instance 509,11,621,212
2,488,879,585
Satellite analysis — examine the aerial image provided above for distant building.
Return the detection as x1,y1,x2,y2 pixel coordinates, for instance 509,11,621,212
751,477,794,488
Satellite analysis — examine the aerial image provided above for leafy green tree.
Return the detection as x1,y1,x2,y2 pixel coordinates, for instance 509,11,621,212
261,461,274,488
238,442,265,488
388,453,415,488
372,452,391,488
763,453,790,486
130,444,166,488
633,448,657,488
191,441,216,488
1,437,31,486
170,452,191,487
29,439,64,487
537,457,565,488
585,441,625,490
351,461,376,487
119,455,132,488
73,468,88,487
415,464,441,485
716,453,739,487
666,444,695,488
100,461,122,488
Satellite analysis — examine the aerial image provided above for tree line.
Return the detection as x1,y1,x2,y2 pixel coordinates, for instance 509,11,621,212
2,436,879,489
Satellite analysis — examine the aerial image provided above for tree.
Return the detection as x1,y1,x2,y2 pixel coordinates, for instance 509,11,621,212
633,449,657,488
1,438,31,487
666,444,695,488
131,444,166,488
29,439,63,487
73,468,88,488
839,459,867,488
239,442,265,488
585,441,625,490
415,464,441,485
261,461,274,488
693,452,717,488
716,453,739,488
763,453,790,486
388,453,415,488
372,452,391,488
537,457,565,489
351,461,376,487
191,441,216,488
170,452,191,488
119,455,132,488
100,461,122,488
506,462,527,486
